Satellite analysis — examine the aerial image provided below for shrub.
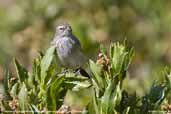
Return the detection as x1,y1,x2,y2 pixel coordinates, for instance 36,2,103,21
0,42,171,114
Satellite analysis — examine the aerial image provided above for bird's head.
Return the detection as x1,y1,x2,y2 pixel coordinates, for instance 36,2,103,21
55,22,72,37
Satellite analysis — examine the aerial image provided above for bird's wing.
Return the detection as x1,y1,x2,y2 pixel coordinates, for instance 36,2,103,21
70,36,86,60
70,35,81,48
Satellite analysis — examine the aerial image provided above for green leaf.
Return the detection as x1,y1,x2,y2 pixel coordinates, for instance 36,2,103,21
10,83,19,98
46,76,65,111
40,46,56,84
110,43,126,74
0,100,12,112
89,60,106,93
65,72,88,81
87,90,100,114
127,47,134,70
101,81,122,114
14,59,29,83
111,82,122,108
164,67,171,89
162,67,171,103
18,83,29,111
45,64,56,84
109,43,134,81
64,73,91,91
29,104,40,114
101,80,114,113
70,80,91,91
122,107,130,114
3,69,11,98
27,71,37,90
32,57,42,83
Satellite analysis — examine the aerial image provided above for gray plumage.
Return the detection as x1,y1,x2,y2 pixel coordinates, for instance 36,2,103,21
51,23,86,69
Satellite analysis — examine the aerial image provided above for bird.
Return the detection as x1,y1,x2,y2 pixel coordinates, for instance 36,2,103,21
51,22,89,77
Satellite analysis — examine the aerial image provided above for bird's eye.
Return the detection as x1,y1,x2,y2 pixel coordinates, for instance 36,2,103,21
58,27,64,30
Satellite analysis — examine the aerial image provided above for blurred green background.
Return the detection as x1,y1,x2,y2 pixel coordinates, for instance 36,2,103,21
0,0,171,95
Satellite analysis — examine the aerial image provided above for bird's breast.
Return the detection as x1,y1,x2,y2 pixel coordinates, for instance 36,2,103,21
56,38,74,57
